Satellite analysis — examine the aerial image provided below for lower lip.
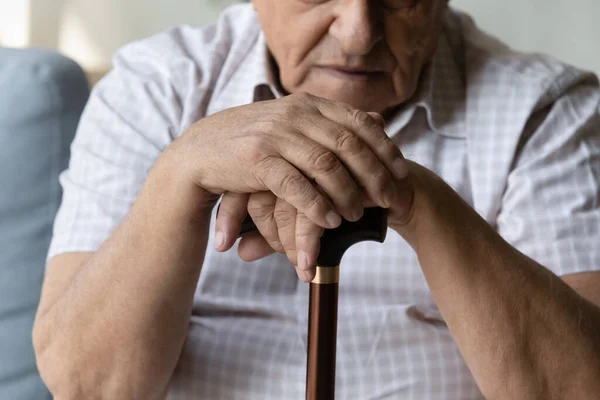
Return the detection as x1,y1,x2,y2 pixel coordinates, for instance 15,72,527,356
320,67,383,81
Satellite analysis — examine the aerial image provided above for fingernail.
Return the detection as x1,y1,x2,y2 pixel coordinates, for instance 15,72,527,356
302,270,314,283
215,231,225,250
297,269,310,283
393,157,409,179
298,250,310,271
352,207,364,222
326,211,342,228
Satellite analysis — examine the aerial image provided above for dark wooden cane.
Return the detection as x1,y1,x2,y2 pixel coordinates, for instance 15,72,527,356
236,207,388,400
306,267,339,400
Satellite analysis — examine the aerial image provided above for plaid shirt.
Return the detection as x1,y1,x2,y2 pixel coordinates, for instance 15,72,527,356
48,4,600,399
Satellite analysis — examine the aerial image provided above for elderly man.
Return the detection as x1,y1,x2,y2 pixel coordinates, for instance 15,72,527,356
33,0,600,399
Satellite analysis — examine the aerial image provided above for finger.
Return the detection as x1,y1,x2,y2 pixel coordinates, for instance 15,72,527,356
296,114,397,210
275,132,363,222
316,97,410,181
367,112,385,129
274,198,299,267
238,232,276,262
362,193,379,208
215,192,250,251
295,212,322,283
254,156,342,229
247,192,285,254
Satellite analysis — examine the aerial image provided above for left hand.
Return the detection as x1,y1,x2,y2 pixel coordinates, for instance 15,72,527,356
213,173,415,282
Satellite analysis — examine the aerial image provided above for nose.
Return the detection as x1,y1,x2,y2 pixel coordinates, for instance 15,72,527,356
330,1,384,56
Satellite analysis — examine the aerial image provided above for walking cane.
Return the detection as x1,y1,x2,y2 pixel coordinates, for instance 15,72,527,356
237,207,388,400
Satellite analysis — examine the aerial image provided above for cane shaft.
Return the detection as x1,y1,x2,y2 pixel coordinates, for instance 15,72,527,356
306,266,339,400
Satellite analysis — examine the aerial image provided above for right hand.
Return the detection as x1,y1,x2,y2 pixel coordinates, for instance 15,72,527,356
181,92,409,238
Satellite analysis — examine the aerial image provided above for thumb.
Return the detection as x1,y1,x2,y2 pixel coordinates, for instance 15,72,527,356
215,192,250,251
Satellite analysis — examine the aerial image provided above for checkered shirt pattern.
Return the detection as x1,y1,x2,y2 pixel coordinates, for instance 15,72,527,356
48,4,600,399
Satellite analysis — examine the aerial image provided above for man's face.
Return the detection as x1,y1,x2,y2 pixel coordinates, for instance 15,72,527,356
252,0,447,114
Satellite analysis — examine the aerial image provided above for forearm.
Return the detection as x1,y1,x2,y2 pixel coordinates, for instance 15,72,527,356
401,187,600,399
34,149,215,399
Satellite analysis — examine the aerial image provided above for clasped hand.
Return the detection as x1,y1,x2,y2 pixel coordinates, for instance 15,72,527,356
183,93,414,281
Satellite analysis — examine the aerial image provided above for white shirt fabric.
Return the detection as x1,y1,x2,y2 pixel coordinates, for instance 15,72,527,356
48,4,600,399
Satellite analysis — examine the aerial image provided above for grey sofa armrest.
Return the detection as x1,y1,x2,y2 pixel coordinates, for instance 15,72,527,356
0,48,89,399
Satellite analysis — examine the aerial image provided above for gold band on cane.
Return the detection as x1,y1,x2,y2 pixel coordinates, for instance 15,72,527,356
311,266,340,284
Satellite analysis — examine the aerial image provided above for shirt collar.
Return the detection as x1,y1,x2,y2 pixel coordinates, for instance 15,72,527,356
250,32,286,102
387,28,467,138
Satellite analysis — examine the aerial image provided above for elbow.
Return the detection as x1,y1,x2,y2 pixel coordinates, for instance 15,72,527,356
481,364,600,400
548,351,600,400
33,315,168,400
33,316,112,399
568,362,600,400
33,317,85,399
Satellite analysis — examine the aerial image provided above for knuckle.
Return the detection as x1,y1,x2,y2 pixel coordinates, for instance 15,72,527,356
373,170,392,193
335,129,364,155
292,92,314,102
296,224,320,239
279,99,299,115
351,109,374,127
380,138,399,159
303,191,329,216
282,242,298,264
267,239,285,254
282,241,297,255
309,150,341,175
273,207,296,228
280,173,309,198
247,135,271,164
344,185,363,205
283,94,322,127
285,93,313,113
254,155,279,180
247,198,274,222
329,98,351,112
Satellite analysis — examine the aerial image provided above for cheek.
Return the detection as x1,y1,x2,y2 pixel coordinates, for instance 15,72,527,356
260,6,333,90
386,1,444,82
387,1,442,58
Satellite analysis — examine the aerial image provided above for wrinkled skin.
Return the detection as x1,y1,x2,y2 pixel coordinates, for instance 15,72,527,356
216,0,448,280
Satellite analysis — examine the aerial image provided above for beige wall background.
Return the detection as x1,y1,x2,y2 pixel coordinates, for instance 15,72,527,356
0,0,239,71
453,0,600,75
1,0,599,75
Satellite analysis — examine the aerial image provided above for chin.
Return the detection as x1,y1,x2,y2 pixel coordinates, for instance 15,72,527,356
310,87,393,113
296,77,403,113
303,69,410,112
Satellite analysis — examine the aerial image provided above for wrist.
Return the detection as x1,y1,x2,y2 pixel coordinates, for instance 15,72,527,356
138,139,219,227
390,167,478,255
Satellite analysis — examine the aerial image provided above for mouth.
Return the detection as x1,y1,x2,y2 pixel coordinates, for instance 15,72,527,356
318,65,386,80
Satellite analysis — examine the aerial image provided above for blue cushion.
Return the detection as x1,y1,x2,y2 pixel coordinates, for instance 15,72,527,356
0,48,89,399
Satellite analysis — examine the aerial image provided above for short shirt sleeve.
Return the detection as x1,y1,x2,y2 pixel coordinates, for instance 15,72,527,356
47,43,182,261
497,73,600,277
